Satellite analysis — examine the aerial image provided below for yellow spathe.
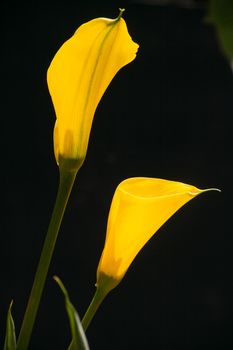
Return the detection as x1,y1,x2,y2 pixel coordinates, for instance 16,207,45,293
97,177,214,290
47,10,139,170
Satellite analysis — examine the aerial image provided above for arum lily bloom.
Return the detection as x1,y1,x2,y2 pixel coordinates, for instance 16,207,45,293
82,177,218,330
47,9,139,171
96,177,211,287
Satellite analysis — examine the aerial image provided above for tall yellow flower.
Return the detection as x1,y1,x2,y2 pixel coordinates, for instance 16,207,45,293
47,9,139,171
96,177,216,292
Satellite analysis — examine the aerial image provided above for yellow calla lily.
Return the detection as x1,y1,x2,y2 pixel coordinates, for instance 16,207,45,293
47,9,139,171
81,177,218,331
96,177,216,292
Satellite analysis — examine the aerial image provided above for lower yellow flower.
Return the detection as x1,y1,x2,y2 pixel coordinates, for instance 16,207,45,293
96,177,218,293
81,177,219,330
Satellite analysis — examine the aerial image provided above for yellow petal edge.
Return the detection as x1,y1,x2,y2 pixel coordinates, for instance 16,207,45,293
47,10,139,170
97,177,220,292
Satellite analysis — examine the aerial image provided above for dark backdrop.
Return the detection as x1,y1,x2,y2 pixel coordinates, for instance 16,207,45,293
1,1,232,349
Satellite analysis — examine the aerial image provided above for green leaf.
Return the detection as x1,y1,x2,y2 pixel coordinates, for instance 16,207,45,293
207,0,233,60
4,301,16,350
54,276,90,350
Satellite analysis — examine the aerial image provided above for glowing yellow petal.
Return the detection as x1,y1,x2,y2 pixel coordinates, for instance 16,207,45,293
97,178,217,291
47,10,139,170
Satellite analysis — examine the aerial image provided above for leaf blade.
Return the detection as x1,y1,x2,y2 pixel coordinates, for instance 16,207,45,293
54,276,90,350
4,301,16,350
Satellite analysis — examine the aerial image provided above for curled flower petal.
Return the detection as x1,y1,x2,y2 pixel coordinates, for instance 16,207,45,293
47,10,139,170
97,178,217,292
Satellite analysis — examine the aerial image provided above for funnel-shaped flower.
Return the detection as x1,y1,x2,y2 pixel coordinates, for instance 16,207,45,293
97,177,215,293
47,10,139,171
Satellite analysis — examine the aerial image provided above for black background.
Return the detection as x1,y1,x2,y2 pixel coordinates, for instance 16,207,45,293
1,0,232,349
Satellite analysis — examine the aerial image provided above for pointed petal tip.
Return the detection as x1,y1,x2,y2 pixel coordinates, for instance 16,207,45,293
112,8,125,23
189,187,221,196
118,8,125,19
203,187,221,193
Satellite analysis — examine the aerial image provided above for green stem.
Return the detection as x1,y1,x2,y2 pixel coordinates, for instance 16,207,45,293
17,169,77,350
81,288,107,331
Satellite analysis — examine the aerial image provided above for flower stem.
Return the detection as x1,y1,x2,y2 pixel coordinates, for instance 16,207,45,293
81,288,107,331
17,169,77,350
